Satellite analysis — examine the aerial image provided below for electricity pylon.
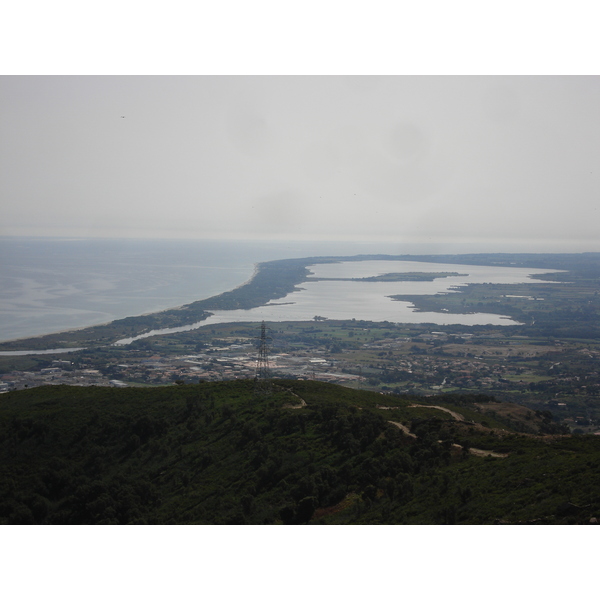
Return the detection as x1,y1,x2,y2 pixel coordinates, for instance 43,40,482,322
254,321,272,396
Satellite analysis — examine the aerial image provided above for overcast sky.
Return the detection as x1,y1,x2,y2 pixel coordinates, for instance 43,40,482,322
1,75,598,249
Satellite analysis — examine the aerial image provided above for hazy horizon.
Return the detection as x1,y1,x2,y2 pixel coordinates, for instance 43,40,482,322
1,233,597,256
1,76,599,251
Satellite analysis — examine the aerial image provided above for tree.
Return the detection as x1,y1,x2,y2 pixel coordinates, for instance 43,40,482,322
294,496,317,524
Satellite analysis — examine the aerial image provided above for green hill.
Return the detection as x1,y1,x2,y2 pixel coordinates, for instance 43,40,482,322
1,380,599,525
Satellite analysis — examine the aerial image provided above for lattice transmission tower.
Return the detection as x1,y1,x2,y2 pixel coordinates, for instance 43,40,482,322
254,321,272,396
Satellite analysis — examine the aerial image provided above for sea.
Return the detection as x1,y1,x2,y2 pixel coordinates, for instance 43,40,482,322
0,237,560,346
0,237,428,343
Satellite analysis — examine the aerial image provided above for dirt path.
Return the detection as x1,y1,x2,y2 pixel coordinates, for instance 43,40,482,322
387,420,507,457
388,421,417,438
279,387,307,409
282,396,507,457
408,404,465,421
468,447,509,458
378,403,465,422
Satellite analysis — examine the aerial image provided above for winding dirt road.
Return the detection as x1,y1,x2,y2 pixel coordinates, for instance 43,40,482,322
383,406,508,458
408,404,465,421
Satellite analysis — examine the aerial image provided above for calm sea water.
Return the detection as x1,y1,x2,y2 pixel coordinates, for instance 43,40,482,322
0,237,431,342
0,237,562,345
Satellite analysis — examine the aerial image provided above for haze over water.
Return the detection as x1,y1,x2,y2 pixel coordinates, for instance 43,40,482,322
0,238,562,344
114,258,561,345
170,259,558,329
0,237,504,342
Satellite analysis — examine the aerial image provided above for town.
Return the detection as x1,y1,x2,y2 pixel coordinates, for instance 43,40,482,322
2,319,599,435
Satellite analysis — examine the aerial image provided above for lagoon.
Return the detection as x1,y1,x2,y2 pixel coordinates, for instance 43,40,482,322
115,259,560,345
0,237,407,342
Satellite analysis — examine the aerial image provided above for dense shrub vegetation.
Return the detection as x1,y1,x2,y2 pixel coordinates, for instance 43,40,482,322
1,380,599,524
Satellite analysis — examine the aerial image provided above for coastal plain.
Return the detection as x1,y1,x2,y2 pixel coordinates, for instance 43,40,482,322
1,252,599,433
1,252,600,524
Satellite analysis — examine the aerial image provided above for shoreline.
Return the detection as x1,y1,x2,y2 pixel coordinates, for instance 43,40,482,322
0,257,314,352
0,262,262,343
0,252,583,352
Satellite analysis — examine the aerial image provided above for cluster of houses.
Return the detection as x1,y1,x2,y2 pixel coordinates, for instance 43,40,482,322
1,362,109,391
0,344,366,392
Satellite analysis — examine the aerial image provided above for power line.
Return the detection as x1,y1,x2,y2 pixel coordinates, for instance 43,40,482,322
254,321,272,396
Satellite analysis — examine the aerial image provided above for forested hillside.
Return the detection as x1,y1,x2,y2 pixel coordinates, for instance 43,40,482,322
1,380,599,524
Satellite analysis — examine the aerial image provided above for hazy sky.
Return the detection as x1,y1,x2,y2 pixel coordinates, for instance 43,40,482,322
1,76,599,249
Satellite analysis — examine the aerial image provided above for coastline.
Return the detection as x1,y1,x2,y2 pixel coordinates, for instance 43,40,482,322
0,251,587,353
0,257,315,352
